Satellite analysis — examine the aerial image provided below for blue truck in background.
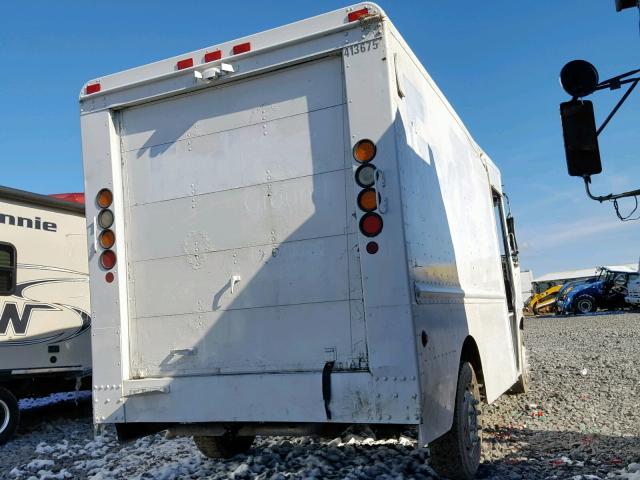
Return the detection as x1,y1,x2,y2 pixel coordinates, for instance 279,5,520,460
556,266,638,314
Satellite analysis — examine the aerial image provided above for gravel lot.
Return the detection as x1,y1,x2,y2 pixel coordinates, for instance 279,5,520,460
2,312,639,479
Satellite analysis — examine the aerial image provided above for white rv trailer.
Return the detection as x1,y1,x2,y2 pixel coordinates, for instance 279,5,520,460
80,4,526,477
0,186,91,444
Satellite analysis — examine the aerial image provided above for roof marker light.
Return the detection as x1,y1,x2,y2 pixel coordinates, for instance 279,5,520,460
232,42,251,55
204,50,222,62
177,58,194,70
348,7,369,22
86,83,101,95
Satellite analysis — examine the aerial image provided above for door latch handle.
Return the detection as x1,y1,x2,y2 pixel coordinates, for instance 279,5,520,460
231,275,241,294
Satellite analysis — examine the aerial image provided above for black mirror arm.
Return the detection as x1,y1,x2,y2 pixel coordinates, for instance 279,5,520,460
595,78,639,136
583,175,640,202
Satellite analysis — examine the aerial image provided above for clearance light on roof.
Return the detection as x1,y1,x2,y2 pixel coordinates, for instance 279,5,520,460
86,83,101,95
204,50,222,62
348,7,369,22
232,42,251,55
177,58,194,70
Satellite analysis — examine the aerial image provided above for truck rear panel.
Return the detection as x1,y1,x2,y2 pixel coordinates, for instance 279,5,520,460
119,56,368,377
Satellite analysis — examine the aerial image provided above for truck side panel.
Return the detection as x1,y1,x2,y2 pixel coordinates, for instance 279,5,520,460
388,31,519,442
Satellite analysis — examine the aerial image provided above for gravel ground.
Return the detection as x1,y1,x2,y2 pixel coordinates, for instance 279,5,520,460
1,312,639,479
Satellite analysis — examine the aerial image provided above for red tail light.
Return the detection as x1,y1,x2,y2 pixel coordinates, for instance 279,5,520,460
100,250,117,270
360,212,383,237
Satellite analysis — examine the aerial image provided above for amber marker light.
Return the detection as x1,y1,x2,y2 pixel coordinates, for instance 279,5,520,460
357,188,378,212
353,139,376,162
99,229,115,249
96,189,113,208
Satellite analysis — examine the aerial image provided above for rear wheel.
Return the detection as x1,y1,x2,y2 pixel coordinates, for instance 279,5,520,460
430,362,482,480
193,434,255,459
0,387,19,445
574,294,597,314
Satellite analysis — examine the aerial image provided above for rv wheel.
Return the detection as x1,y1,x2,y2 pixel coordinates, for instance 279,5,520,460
430,362,481,480
193,433,255,459
575,294,596,314
0,387,19,445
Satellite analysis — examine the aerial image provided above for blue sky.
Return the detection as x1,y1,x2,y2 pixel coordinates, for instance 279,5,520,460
0,1,638,276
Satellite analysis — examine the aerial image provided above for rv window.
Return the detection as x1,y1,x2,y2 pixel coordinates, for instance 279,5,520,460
0,242,16,295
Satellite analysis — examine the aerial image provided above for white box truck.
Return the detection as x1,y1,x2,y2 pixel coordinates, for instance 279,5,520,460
0,186,91,444
80,4,527,477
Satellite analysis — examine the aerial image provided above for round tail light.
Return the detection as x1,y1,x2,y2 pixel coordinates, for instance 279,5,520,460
355,164,376,188
359,212,383,237
96,189,113,208
97,209,114,229
357,188,378,212
352,139,376,163
99,229,115,249
100,250,117,270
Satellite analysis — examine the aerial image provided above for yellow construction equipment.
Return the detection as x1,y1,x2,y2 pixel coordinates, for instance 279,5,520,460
526,285,562,315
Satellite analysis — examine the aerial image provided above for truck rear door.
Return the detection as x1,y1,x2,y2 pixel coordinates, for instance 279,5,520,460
119,57,367,378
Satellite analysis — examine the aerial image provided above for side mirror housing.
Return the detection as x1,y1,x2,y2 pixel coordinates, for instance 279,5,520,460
560,100,602,177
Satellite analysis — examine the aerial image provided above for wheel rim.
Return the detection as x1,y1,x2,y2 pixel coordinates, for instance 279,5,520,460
463,389,479,450
577,299,592,313
0,399,10,434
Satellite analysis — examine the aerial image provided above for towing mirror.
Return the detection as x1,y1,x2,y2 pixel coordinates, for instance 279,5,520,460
560,100,602,177
506,216,519,260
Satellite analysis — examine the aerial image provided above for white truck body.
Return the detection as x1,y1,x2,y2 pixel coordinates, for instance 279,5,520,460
80,3,524,445
0,187,91,374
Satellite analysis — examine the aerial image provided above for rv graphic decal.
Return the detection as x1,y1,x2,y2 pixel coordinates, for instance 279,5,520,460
0,213,57,232
0,273,91,346
0,302,57,335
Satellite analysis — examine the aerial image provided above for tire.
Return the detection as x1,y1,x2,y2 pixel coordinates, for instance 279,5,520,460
430,362,482,480
193,434,255,459
0,386,20,445
574,294,597,314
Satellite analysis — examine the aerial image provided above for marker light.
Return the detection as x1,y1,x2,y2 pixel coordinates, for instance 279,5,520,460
105,272,114,283
366,241,379,254
99,229,115,249
177,58,194,70
85,83,101,95
359,212,383,237
357,188,377,212
100,250,117,270
233,42,251,55
348,7,369,22
204,50,222,62
353,139,376,162
97,209,114,229
96,189,113,208
355,164,376,188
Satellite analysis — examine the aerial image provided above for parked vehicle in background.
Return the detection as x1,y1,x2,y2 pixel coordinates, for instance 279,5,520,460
0,186,91,445
79,4,527,478
526,284,562,316
557,266,639,314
